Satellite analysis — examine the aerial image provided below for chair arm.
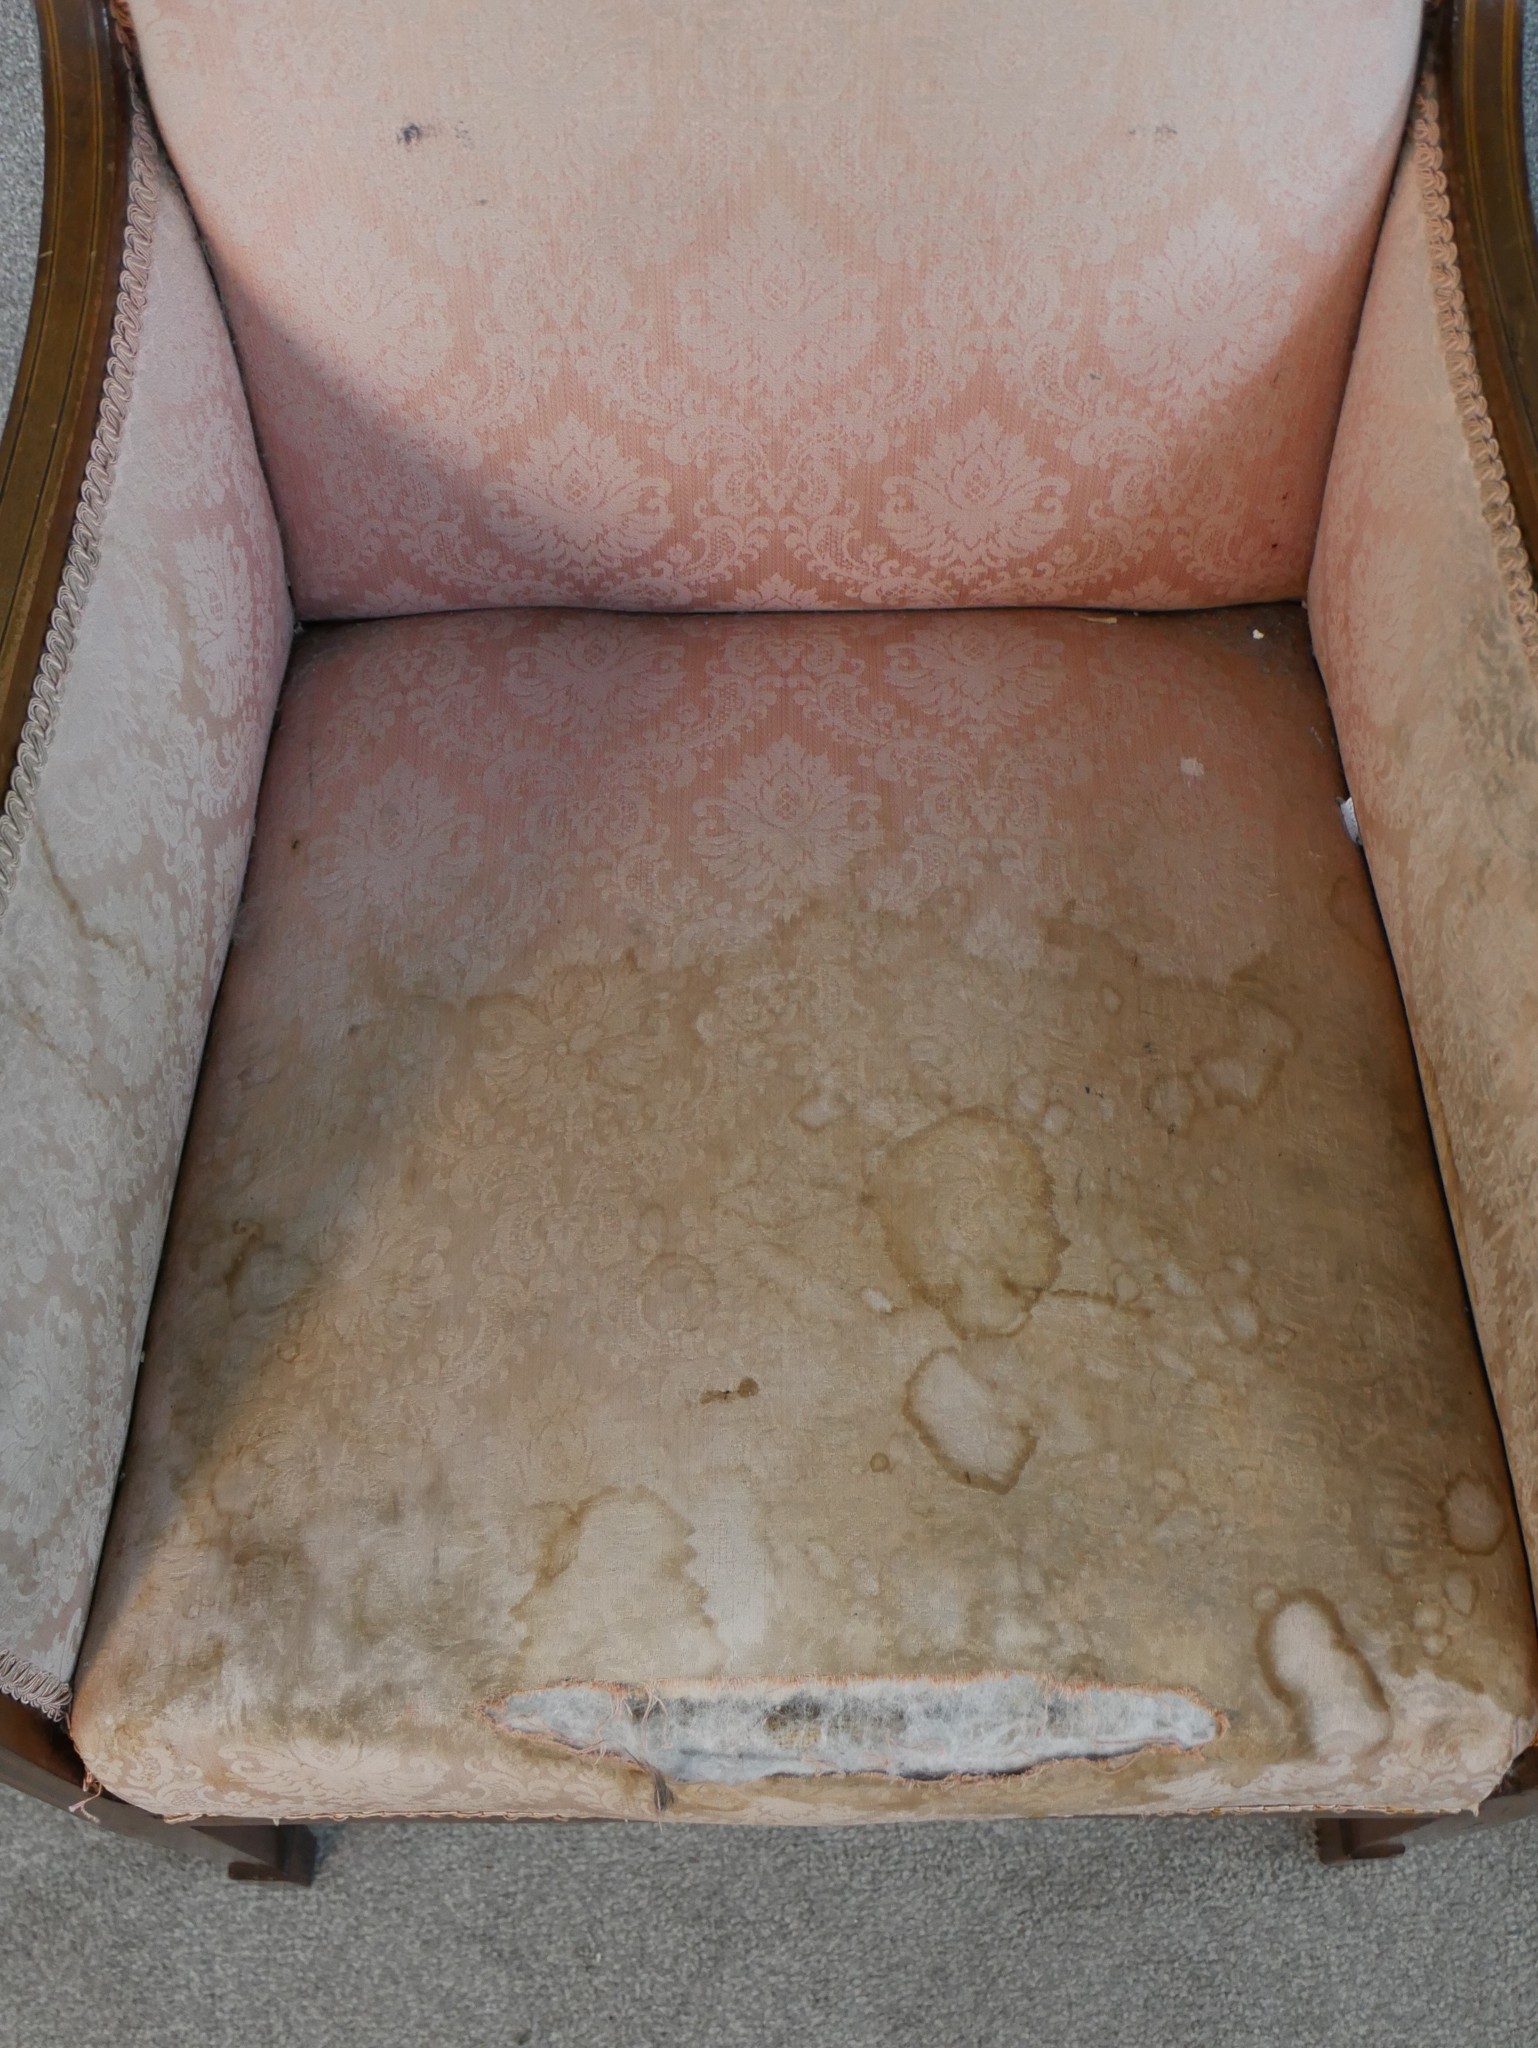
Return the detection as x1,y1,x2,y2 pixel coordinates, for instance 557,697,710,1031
0,0,130,799
1309,4,1538,1602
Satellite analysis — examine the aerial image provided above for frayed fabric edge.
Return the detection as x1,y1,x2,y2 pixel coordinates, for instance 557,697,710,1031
0,1647,71,1721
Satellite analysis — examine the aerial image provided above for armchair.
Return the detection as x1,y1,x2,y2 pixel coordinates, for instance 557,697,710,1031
4,0,1538,1883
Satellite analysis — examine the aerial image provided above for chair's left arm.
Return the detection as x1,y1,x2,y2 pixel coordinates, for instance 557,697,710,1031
0,0,307,1880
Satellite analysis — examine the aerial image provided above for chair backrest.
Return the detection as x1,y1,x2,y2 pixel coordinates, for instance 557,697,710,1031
128,0,1422,621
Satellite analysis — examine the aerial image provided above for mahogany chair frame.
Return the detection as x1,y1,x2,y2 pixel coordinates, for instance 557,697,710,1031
0,0,1533,1882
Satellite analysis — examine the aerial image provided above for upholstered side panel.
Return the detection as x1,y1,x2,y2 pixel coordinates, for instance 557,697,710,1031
128,0,1418,618
0,138,291,1714
1310,95,1538,1591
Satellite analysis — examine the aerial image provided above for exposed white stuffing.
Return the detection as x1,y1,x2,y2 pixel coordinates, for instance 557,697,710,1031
1339,794,1361,844
490,1674,1219,1783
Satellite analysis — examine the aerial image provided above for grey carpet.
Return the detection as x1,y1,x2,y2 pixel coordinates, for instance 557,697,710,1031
0,0,40,418
6,8,1538,2046
5,1788,1538,2048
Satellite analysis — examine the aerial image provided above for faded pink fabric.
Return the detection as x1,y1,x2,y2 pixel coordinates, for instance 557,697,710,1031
1310,93,1538,1590
128,0,1419,618
0,142,291,1715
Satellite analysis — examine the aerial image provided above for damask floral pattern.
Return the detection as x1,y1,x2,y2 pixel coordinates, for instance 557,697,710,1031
0,144,291,1713
693,737,882,907
1310,94,1538,1591
126,0,1420,617
1102,200,1300,407
677,202,880,420
72,605,1537,1820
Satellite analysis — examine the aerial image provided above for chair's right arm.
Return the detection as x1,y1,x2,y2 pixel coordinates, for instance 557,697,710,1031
1309,0,1538,1588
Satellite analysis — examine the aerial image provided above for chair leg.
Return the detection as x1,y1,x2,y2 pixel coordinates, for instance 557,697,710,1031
1,1693,316,1886
1316,1746,1538,1865
219,1828,318,1884
1315,1814,1436,1863
78,1795,318,1886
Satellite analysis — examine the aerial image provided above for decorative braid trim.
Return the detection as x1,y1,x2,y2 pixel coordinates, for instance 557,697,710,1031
0,1647,72,1722
107,0,139,56
0,101,158,913
1413,81,1538,675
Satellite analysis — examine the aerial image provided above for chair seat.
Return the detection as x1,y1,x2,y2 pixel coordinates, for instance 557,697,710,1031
70,603,1538,1820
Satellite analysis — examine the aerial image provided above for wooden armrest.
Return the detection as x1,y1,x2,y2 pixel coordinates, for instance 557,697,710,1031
0,0,129,802
1440,0,1538,562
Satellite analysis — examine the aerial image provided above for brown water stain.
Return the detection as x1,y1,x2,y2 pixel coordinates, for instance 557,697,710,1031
903,1345,1037,1493
865,1113,1063,1340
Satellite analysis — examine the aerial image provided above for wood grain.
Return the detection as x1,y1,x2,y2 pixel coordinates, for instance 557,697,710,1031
0,0,129,801
1440,0,1538,565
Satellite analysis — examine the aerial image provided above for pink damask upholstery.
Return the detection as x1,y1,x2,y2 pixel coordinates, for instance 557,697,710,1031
1311,94,1538,1585
126,0,1419,618
0,138,291,1715
71,604,1536,1821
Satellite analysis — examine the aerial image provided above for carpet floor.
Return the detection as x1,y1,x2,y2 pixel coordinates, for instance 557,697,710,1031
7,1786,1538,2048
0,0,41,413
